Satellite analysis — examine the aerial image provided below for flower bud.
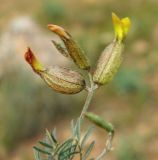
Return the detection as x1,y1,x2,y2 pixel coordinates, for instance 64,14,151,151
85,112,114,133
25,48,86,94
48,24,90,70
93,40,124,85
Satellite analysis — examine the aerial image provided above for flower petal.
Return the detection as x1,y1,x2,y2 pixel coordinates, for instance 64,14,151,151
112,12,131,41
112,12,123,41
25,48,44,72
121,17,131,37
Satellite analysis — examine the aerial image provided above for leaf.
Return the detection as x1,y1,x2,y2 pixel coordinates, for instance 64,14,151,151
39,141,53,149
51,128,58,144
81,126,94,148
47,155,53,160
57,138,73,153
33,149,41,160
71,119,76,137
59,144,78,160
72,118,81,140
69,145,78,160
83,141,95,160
59,151,79,160
46,129,56,148
33,146,51,155
74,118,81,140
63,144,77,152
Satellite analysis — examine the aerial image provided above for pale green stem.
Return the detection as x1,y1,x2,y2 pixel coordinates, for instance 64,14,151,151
96,132,114,160
79,87,94,120
79,73,96,120
78,73,95,160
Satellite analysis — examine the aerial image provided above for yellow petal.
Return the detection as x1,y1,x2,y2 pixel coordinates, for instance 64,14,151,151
112,12,123,41
112,12,131,41
121,17,131,36
25,48,44,72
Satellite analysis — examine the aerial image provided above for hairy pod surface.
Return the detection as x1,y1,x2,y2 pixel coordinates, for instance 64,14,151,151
48,24,90,70
39,66,86,94
93,40,124,85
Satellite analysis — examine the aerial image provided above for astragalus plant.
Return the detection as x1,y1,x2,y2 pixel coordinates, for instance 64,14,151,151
25,13,131,160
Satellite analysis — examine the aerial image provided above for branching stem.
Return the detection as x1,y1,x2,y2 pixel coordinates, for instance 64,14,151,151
78,72,114,160
79,73,97,120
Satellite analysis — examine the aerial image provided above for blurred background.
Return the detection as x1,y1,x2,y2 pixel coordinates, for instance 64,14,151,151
0,0,158,159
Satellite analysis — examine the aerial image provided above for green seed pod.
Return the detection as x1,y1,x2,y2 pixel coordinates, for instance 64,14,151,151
39,66,86,94
93,40,124,85
85,112,114,133
48,24,90,70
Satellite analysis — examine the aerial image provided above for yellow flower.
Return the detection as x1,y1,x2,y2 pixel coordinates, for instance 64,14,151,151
112,12,131,41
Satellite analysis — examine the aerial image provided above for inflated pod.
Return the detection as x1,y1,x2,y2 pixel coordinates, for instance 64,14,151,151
25,48,85,94
93,40,124,85
40,66,86,94
93,13,131,85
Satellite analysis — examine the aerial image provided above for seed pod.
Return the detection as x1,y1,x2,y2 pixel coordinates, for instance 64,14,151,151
25,48,86,94
40,66,86,94
85,112,114,133
93,40,124,85
48,24,90,70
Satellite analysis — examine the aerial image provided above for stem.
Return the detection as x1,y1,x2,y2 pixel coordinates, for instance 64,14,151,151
80,87,94,119
95,132,114,160
78,144,83,160
79,73,96,120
